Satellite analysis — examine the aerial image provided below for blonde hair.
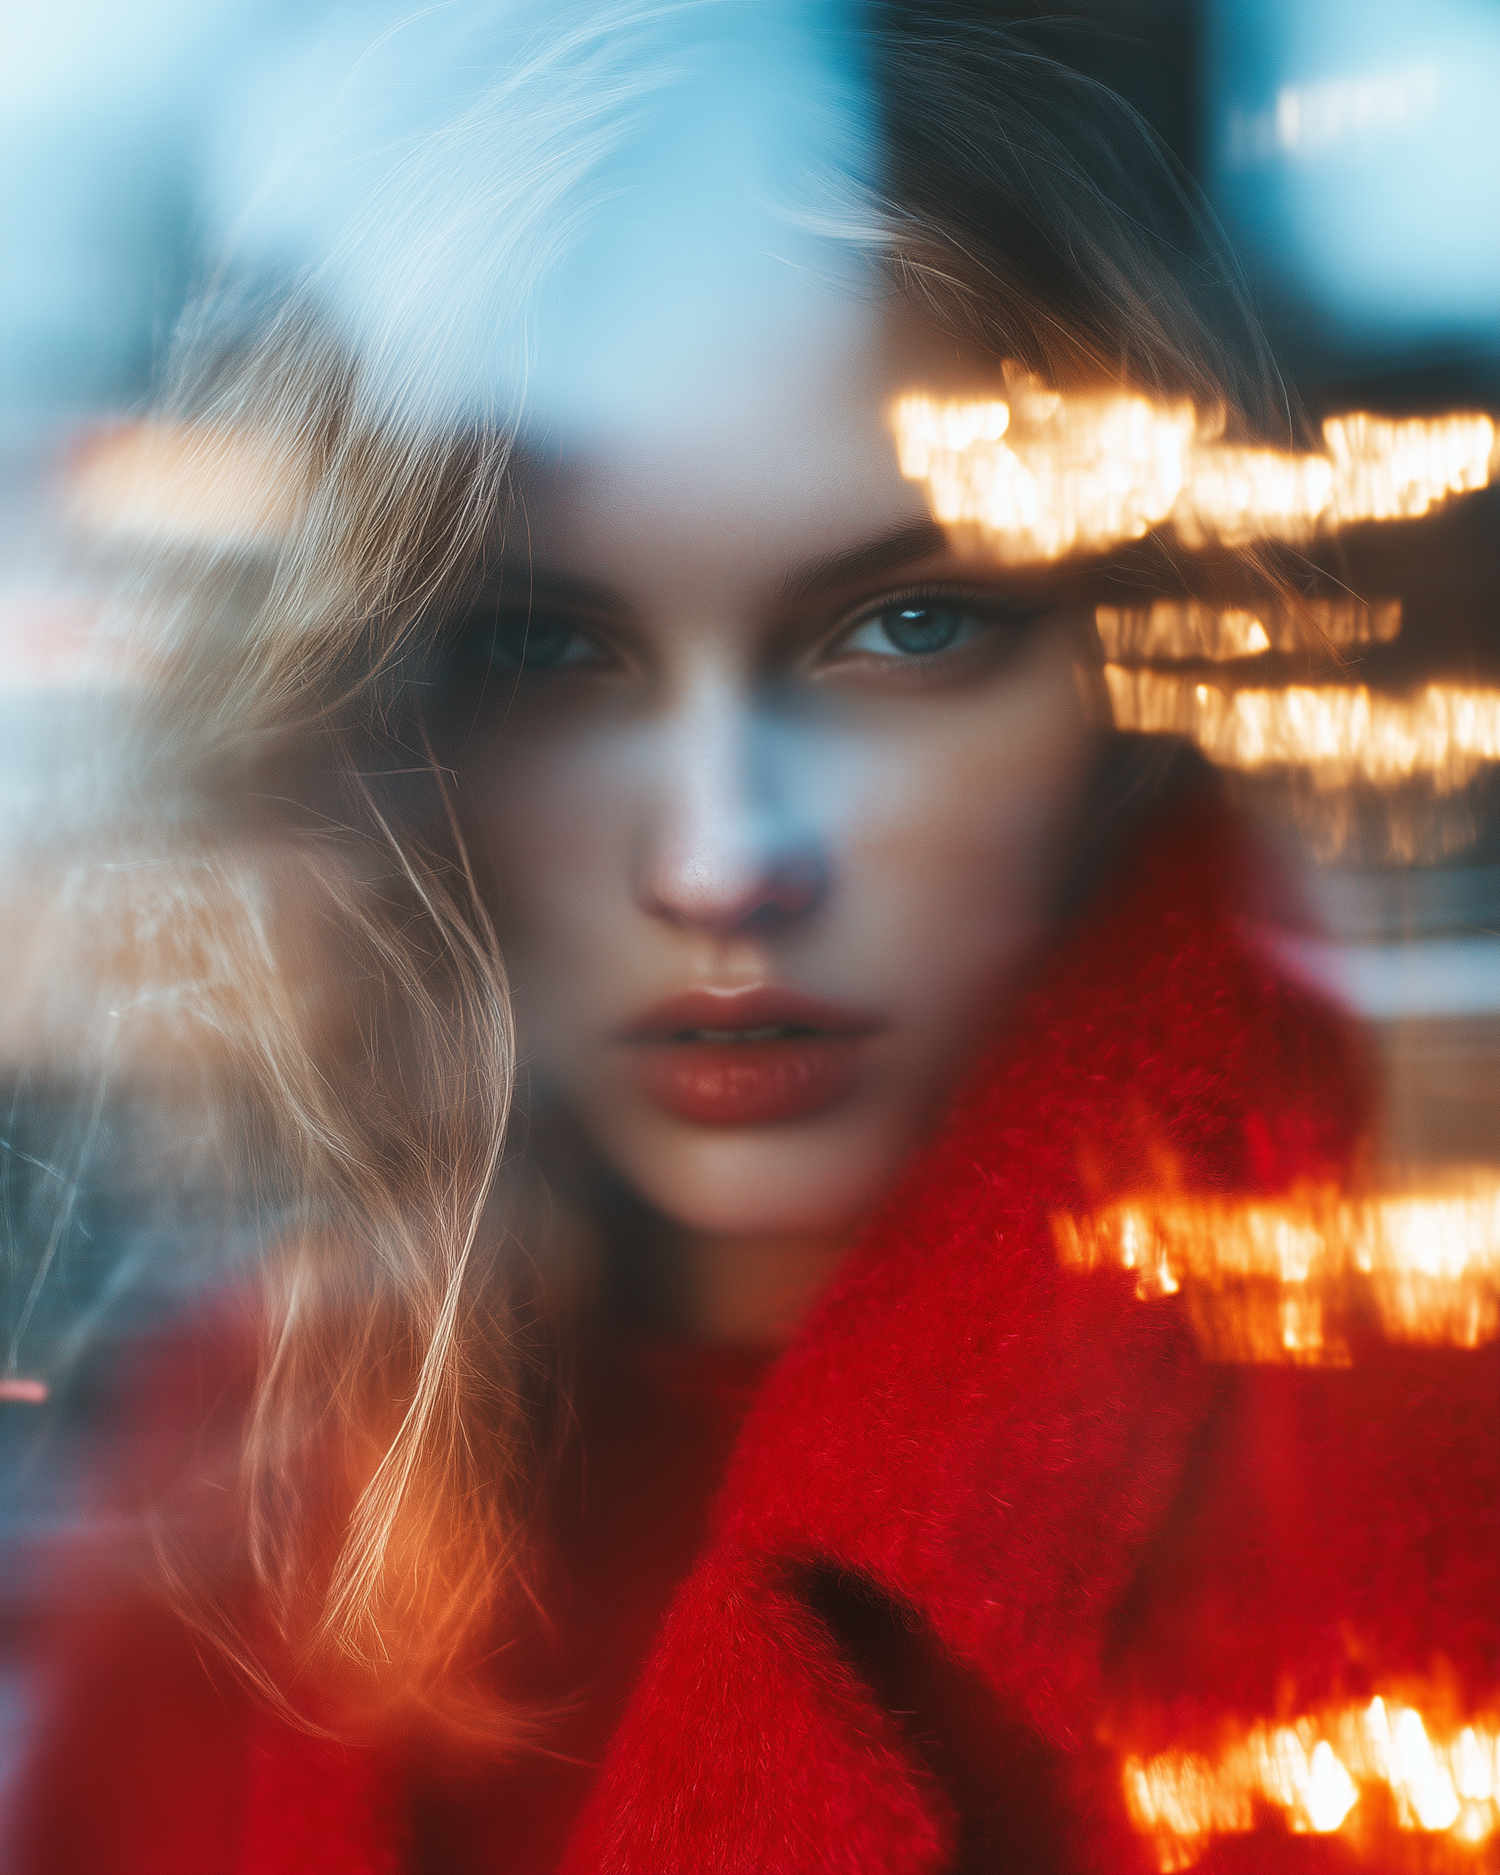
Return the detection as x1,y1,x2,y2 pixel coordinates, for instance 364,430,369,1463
81,1,1304,1745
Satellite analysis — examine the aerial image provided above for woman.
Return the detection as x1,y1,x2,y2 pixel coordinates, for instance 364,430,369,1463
14,4,1495,1872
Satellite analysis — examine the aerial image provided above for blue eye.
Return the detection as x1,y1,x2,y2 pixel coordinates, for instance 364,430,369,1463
841,604,982,658
836,593,1053,663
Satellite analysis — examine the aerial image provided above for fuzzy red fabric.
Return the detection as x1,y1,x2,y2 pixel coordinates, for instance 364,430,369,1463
555,796,1496,1873
14,796,1497,1873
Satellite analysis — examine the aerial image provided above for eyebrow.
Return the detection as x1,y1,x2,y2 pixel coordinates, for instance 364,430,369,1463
493,515,952,615
778,517,951,605
491,567,624,612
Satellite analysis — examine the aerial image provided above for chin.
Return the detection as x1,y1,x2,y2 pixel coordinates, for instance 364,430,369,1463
601,1113,907,1240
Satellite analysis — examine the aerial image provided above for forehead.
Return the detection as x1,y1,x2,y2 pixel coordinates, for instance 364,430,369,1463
510,300,972,613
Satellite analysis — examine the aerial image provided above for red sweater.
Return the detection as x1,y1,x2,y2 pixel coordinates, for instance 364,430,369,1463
16,801,1499,1872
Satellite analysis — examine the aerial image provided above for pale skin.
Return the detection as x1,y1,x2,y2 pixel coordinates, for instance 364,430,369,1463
454,301,1099,1342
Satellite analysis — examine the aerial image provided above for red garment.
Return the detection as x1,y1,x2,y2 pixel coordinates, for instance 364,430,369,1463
400,1341,775,1875
15,798,1499,1872
11,1337,766,1875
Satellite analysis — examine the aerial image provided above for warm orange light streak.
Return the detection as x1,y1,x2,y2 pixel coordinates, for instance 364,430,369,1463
1055,1176,1500,1362
894,388,1197,562
1095,597,1400,662
1123,1697,1500,1871
70,423,305,551
892,390,1496,562
1324,412,1496,524
1097,601,1272,661
1105,670,1500,791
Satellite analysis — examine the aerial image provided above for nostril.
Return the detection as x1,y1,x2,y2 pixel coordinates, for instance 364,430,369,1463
740,877,816,931
743,899,793,932
750,851,825,925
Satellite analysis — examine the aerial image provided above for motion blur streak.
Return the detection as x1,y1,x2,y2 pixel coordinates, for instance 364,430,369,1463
1095,597,1401,662
69,423,306,550
892,389,1496,562
1105,670,1500,791
67,405,1498,568
1055,1175,1500,1361
1123,1696,1499,1872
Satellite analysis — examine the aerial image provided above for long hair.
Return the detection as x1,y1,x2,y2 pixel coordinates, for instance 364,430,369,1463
83,0,1302,1745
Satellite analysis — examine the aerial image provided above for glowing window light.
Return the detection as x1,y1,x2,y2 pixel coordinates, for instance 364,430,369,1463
1122,1698,1498,1871
1227,63,1442,169
1104,669,1500,792
1094,597,1400,662
891,390,1496,563
1055,1176,1500,1362
1274,64,1440,158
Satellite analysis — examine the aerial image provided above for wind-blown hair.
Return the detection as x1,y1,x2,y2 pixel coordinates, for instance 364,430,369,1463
92,0,1295,1745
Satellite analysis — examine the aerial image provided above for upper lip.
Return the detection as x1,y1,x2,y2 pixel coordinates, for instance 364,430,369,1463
618,984,883,1043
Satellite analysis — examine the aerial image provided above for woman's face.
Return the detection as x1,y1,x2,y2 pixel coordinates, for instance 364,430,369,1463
456,309,1097,1240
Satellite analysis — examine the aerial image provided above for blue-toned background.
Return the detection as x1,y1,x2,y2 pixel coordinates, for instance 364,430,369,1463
1205,0,1500,384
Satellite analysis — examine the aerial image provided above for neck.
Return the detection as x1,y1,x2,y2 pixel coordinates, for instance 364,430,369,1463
677,1230,853,1347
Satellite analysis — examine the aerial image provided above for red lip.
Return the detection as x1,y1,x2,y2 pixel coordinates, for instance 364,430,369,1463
619,985,881,1127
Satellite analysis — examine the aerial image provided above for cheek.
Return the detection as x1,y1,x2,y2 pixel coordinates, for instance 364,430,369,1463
817,666,1091,1137
470,730,630,982
840,658,1091,981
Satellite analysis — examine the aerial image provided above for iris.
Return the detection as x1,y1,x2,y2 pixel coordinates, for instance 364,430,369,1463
488,613,589,671
877,605,966,655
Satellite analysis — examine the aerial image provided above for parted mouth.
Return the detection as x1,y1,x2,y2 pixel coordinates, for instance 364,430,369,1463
618,984,883,1046
616,985,884,1126
671,1024,816,1043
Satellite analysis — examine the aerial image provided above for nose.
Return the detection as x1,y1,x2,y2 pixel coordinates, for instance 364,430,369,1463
635,686,826,934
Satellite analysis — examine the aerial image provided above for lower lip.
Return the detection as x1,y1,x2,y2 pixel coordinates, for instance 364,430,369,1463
624,1036,869,1126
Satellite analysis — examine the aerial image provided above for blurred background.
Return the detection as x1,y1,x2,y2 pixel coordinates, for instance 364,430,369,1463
1,0,1497,1849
